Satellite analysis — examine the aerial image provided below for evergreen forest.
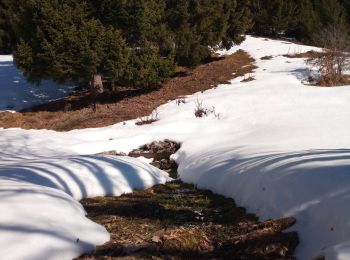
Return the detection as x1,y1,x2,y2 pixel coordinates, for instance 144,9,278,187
0,0,349,89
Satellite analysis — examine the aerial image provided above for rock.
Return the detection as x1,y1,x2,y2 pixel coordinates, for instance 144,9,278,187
129,140,180,172
100,151,127,156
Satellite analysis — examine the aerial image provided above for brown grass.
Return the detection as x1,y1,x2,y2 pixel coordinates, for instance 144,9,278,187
283,51,320,59
260,55,273,60
77,181,298,260
0,50,256,131
316,74,350,87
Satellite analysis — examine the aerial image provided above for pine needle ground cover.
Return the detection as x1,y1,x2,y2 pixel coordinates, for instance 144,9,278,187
78,182,298,259
78,141,298,259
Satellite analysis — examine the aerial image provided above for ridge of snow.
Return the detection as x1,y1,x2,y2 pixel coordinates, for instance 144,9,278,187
0,154,170,260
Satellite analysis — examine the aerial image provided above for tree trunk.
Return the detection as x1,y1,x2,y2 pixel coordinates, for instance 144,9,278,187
90,74,104,112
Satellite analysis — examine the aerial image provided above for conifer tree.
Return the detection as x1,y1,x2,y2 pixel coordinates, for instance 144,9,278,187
0,0,18,54
285,0,320,43
315,0,348,30
307,0,348,44
14,0,130,88
14,0,254,89
341,0,350,20
88,0,175,88
251,0,349,45
251,0,297,36
126,40,175,88
166,0,253,67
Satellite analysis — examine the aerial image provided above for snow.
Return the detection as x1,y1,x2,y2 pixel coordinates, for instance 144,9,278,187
0,155,170,260
0,55,73,112
1,36,350,259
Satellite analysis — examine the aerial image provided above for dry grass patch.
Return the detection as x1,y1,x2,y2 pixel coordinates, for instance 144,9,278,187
77,181,298,260
283,51,320,59
241,74,255,83
260,55,273,60
0,50,256,131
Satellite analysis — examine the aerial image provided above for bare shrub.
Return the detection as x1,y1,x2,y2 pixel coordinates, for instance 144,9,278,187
241,74,255,82
176,97,186,106
194,99,220,119
194,99,207,118
136,110,159,125
307,26,350,86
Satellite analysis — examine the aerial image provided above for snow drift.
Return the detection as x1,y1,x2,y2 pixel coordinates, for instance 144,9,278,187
0,155,170,260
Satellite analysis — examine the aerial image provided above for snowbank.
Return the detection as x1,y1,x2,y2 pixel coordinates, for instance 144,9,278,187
0,155,170,260
0,55,73,111
1,36,350,259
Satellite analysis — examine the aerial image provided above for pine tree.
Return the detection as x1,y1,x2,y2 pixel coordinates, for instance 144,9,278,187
315,0,348,29
223,0,254,48
166,0,253,67
341,0,350,21
0,0,18,54
14,0,130,87
88,0,175,88
14,0,254,89
126,40,175,88
251,0,297,36
251,0,349,45
303,0,348,45
285,0,320,43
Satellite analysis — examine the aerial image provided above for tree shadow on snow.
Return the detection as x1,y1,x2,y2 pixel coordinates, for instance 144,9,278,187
0,155,160,200
0,59,72,111
186,148,350,218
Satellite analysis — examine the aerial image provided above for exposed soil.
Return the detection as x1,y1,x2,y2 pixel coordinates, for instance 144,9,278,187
78,141,299,260
0,50,255,131
241,75,255,83
283,50,320,59
78,182,298,260
260,55,273,60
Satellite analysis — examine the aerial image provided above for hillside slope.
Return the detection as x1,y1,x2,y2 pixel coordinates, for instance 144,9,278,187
1,36,350,259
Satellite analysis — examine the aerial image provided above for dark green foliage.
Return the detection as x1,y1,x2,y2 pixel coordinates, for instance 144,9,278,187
299,0,349,44
0,0,18,54
88,0,168,45
126,40,175,88
13,0,253,88
342,0,350,21
285,0,319,43
251,0,297,37
166,0,253,67
88,0,175,88
316,0,348,27
251,0,349,45
9,0,350,89
14,0,130,86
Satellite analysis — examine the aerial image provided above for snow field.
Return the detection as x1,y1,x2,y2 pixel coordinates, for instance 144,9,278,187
0,55,73,112
1,36,350,259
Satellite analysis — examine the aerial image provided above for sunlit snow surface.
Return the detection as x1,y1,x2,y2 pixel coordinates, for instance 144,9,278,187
0,55,73,111
1,36,350,259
